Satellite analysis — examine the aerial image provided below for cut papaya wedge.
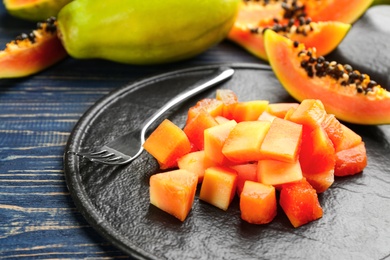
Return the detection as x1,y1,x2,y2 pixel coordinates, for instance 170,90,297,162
0,17,68,79
264,29,390,125
228,19,350,61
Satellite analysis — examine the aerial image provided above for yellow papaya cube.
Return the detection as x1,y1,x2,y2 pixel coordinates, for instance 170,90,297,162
222,121,271,164
149,169,198,222
143,119,191,169
260,117,303,163
257,159,303,189
199,166,237,211
240,181,277,224
204,120,237,165
232,100,269,122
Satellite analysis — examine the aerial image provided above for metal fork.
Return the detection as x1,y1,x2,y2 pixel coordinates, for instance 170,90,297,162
70,67,235,165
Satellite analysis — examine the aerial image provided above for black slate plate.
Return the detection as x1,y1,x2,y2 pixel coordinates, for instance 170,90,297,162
64,63,390,260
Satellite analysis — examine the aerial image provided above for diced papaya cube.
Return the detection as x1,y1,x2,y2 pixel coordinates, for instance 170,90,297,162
184,110,218,150
214,116,230,124
222,121,271,163
335,142,367,177
230,163,258,196
199,166,238,211
177,150,211,182
279,178,323,228
143,119,191,169
267,102,299,118
149,169,198,221
257,159,303,188
335,124,362,152
258,111,277,122
320,114,344,150
232,100,269,122
204,120,237,165
240,181,277,224
186,98,224,124
259,118,302,163
216,89,238,120
300,126,335,175
286,99,327,132
304,169,334,193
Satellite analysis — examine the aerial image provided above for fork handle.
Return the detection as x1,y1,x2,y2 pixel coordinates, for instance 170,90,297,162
140,67,235,143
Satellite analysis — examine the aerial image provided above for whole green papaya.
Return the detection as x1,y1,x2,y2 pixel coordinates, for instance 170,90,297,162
57,0,240,65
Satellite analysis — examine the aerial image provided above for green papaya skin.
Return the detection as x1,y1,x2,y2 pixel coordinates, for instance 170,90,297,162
57,0,240,65
3,0,73,21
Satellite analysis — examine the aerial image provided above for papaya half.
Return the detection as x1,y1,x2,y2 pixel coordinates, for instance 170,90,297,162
228,0,352,61
264,29,390,125
0,17,68,79
3,0,72,21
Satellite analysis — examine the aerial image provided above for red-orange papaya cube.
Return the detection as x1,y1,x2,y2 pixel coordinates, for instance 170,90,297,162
267,102,299,118
186,98,224,124
204,120,237,165
199,166,238,211
335,124,363,152
240,181,277,224
216,89,239,120
222,121,271,163
257,159,303,189
320,113,344,150
232,100,269,122
286,99,327,132
143,119,191,169
259,117,303,163
177,150,213,183
279,178,323,228
299,125,335,175
230,163,258,196
149,169,198,222
184,110,218,150
335,142,367,177
304,169,334,193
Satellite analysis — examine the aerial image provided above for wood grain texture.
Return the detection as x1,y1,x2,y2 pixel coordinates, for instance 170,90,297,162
0,2,260,259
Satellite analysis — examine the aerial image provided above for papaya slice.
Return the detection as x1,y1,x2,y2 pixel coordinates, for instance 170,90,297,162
232,0,372,24
264,29,390,125
0,17,68,79
228,18,350,61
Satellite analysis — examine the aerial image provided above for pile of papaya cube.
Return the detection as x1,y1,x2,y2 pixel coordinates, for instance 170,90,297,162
143,89,367,227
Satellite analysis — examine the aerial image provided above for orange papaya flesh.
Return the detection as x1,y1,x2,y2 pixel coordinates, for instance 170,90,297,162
199,166,238,211
264,29,390,125
280,178,323,228
299,125,336,175
267,102,299,119
149,169,198,222
222,121,271,163
186,98,224,125
302,0,373,24
183,110,219,151
232,100,269,122
240,181,277,225
259,117,303,163
228,18,350,61
177,150,209,183
335,142,367,177
216,89,239,120
229,163,258,196
0,17,67,79
143,119,191,170
335,124,363,152
257,159,303,189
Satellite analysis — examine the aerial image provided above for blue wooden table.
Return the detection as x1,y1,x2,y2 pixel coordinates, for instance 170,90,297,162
0,3,261,258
